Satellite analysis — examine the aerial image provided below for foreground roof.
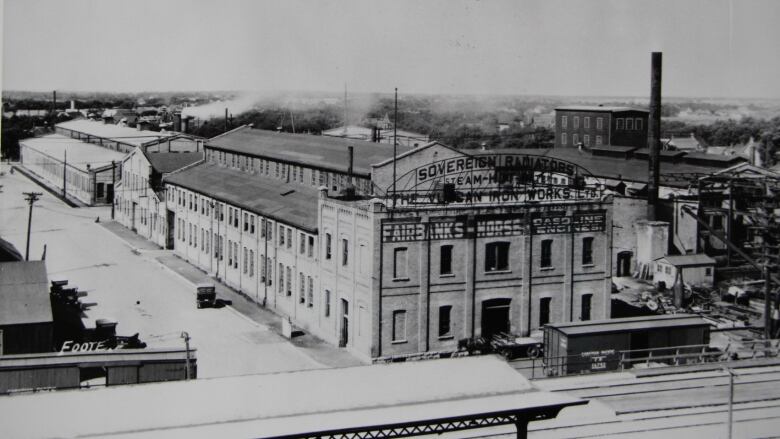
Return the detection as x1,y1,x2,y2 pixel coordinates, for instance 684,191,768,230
146,151,203,174
548,314,710,336
0,356,581,438
206,126,414,176
56,119,176,147
19,134,126,172
0,261,52,326
164,163,320,232
656,254,716,266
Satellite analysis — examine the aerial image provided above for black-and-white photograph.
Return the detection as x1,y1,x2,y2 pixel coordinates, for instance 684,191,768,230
1,0,779,437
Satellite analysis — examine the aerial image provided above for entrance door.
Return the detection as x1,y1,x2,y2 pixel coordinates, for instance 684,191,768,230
339,299,349,347
617,251,633,277
106,184,114,204
166,211,175,249
481,298,511,340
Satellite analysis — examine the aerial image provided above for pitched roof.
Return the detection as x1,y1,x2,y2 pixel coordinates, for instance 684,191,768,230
19,134,126,172
549,314,709,336
164,163,320,232
0,261,53,326
56,119,177,147
555,105,648,113
205,126,414,176
146,152,204,174
655,254,716,266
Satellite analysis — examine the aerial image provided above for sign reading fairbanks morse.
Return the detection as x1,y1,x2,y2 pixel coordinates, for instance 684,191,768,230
387,153,603,207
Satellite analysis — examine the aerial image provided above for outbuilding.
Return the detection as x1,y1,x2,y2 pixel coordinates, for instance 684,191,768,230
653,254,716,288
0,261,54,355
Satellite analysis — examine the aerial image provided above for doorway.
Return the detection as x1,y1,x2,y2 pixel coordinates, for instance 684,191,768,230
339,298,349,347
166,211,175,250
617,251,633,277
481,298,511,340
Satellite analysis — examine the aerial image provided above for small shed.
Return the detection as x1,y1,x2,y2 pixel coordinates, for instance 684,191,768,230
543,314,711,376
0,261,54,354
653,254,716,288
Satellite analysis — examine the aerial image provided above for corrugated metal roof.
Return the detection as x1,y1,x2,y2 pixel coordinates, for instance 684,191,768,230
655,254,716,266
555,105,648,113
20,134,126,172
146,152,203,174
56,119,176,147
549,314,709,336
0,261,53,326
206,126,414,175
164,163,320,232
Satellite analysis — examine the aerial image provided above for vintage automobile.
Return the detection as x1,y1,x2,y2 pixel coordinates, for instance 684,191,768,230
196,283,217,308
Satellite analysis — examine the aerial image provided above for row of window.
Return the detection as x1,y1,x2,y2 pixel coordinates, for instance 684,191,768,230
560,133,603,147
615,118,643,131
560,116,604,130
391,238,595,280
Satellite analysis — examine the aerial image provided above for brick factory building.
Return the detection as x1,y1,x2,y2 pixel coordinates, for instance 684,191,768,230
162,127,613,360
554,105,649,149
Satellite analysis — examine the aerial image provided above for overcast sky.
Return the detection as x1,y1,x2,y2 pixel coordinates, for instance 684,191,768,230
2,0,779,98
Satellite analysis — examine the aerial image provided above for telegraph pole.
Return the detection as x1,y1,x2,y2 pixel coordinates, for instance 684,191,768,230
393,87,398,209
23,192,43,260
62,150,67,198
181,331,191,380
111,160,116,220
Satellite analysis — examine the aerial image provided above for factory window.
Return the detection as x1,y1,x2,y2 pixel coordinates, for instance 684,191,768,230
635,118,643,131
485,242,510,272
233,209,239,228
307,277,313,307
581,294,592,321
228,240,233,266
392,310,407,343
249,250,254,276
561,115,568,128
626,119,634,130
342,239,349,266
584,135,590,146
243,213,248,232
260,219,266,238
597,117,603,130
308,236,314,258
584,117,590,129
539,297,551,326
300,233,306,254
325,233,332,260
393,248,408,279
279,225,285,246
573,134,579,146
440,245,453,275
299,273,305,303
657,263,662,272
319,171,326,186
286,266,292,295
250,215,255,234
233,242,239,269
243,247,248,274
279,263,284,293
267,222,273,241
194,196,198,212
275,163,279,178
582,237,594,265
665,266,671,275
541,240,553,268
616,118,624,130
266,257,272,285
228,207,233,226
705,267,712,276
265,160,270,174
561,133,567,146
596,135,603,145
324,290,331,317
311,169,316,186
287,229,292,249
293,166,297,181
439,305,452,338
573,116,579,129
188,194,192,210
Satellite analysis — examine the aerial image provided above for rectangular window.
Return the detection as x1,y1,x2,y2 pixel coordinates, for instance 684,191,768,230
665,266,671,274
541,239,553,268
485,242,510,272
561,115,568,128
250,215,255,234
561,133,567,146
584,117,590,129
233,242,238,268
279,263,284,293
573,133,579,146
540,297,551,326
595,135,603,145
300,233,306,254
243,247,248,274
705,267,712,276
392,310,407,342
581,294,592,321
582,237,594,265
286,266,291,295
308,236,314,258
584,135,590,146
287,229,292,249
439,305,452,338
635,118,643,131
616,118,624,130
342,239,349,266
279,225,285,246
249,250,254,276
307,277,313,307
325,290,331,317
228,239,233,266
597,117,603,129
573,116,579,129
393,248,408,279
440,245,453,275
626,118,634,130
243,213,248,232
299,273,305,303
260,219,266,238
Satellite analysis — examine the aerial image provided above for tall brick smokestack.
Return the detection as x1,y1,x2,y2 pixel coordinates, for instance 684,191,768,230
647,52,662,220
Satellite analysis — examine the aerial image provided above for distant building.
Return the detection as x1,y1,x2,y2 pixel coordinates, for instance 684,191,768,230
101,109,139,126
653,254,716,288
55,119,202,154
554,106,649,149
322,125,429,149
0,261,54,355
667,133,705,152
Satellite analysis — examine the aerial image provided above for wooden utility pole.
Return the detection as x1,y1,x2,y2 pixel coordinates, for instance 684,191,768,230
111,161,116,220
393,88,398,209
181,331,191,380
62,150,67,198
23,192,43,261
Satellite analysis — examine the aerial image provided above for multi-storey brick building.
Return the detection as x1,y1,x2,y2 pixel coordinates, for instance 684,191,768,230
554,106,648,149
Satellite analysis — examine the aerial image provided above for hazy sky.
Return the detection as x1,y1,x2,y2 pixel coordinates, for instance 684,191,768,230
2,0,779,98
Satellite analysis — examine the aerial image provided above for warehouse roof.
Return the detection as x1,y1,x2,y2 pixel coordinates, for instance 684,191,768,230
0,261,53,326
146,151,203,174
633,148,687,159
56,119,176,147
547,314,709,336
555,105,648,113
0,355,582,438
206,126,414,176
164,163,320,232
655,254,716,267
589,145,638,153
20,134,126,172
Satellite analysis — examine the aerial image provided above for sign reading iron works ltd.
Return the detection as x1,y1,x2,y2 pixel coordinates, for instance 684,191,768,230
387,153,603,207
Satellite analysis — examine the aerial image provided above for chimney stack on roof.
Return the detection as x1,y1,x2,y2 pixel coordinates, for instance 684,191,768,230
647,52,662,220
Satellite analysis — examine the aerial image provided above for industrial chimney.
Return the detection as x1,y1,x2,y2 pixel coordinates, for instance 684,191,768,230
647,52,662,220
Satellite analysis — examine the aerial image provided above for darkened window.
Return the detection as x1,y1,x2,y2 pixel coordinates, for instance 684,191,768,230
324,290,331,317
300,233,306,254
635,118,643,131
392,310,407,342
439,305,452,337
287,229,292,249
541,239,553,268
626,118,634,130
616,118,624,130
485,242,510,272
705,267,712,276
540,297,551,326
279,225,285,246
243,213,248,232
299,273,305,303
393,248,408,279
325,233,332,259
581,294,592,321
582,237,594,265
342,239,349,266
308,236,314,257
440,245,453,275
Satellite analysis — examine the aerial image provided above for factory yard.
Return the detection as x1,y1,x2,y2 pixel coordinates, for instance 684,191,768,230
0,165,361,378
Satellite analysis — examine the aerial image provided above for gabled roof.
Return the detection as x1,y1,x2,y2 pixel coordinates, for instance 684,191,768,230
0,261,53,326
655,254,716,266
205,126,414,176
164,163,320,232
146,152,204,174
713,162,780,178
